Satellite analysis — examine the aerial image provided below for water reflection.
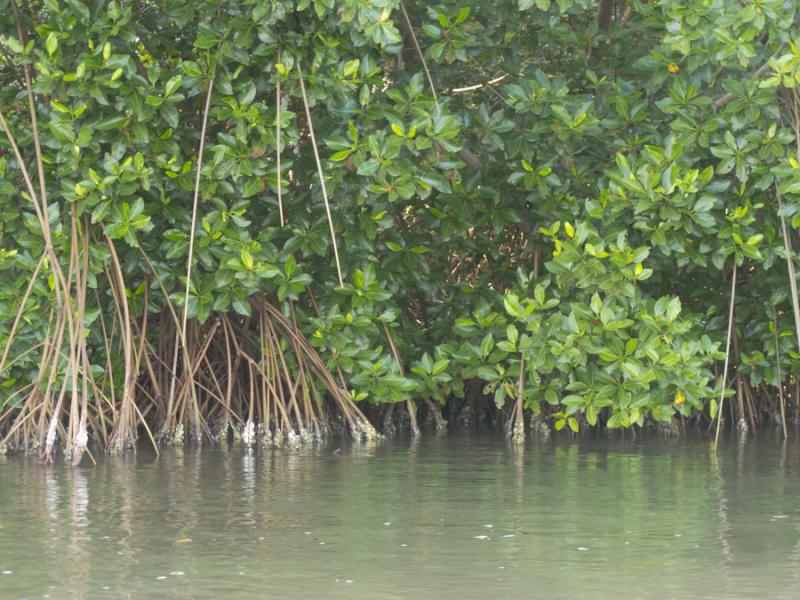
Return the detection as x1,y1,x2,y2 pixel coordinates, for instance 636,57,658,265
710,442,734,597
65,468,90,597
1,434,800,598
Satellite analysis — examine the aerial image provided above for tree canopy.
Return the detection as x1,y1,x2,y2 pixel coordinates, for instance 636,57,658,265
1,0,799,459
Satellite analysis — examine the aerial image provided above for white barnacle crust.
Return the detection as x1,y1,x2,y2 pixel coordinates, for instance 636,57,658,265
76,426,88,448
173,423,185,445
45,418,58,450
241,420,256,446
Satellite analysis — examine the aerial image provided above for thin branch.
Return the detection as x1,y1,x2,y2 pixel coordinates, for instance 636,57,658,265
298,70,345,288
397,2,482,171
276,48,285,227
772,306,788,440
166,77,214,428
714,261,737,450
399,0,439,113
182,77,215,346
777,191,800,356
450,74,508,94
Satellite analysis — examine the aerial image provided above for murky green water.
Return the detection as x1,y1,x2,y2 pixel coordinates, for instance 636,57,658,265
1,433,800,599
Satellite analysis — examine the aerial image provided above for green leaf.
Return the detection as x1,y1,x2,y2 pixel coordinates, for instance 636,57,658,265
242,178,263,198
165,75,182,97
480,333,494,359
454,7,470,24
506,325,519,346
239,81,256,105
666,297,681,322
232,298,251,316
46,32,58,56
95,115,128,131
330,149,352,161
284,254,297,277
565,311,580,334
590,293,602,315
432,359,449,375
195,34,219,49
5,36,23,54
745,234,763,246
240,249,254,270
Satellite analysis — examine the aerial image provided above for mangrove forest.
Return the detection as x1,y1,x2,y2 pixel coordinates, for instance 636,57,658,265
1,0,800,463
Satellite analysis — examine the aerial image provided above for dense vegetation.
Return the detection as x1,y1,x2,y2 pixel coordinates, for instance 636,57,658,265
1,0,799,461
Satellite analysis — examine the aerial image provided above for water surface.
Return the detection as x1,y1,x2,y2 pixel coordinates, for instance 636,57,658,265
1,433,800,599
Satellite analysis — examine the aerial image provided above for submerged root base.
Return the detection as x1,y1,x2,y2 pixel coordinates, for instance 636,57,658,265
158,424,185,448
529,414,551,440
0,296,377,457
508,421,525,445
657,418,682,438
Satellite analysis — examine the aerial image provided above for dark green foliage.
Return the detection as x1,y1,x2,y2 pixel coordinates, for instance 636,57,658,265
1,0,799,453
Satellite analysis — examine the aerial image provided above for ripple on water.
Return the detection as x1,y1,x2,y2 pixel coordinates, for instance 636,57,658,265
3,435,800,599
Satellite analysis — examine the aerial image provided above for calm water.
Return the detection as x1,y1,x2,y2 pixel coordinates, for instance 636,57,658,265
1,432,800,599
